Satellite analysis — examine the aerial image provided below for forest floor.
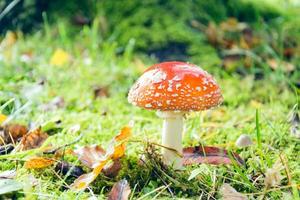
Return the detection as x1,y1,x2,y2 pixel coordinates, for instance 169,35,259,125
0,23,299,199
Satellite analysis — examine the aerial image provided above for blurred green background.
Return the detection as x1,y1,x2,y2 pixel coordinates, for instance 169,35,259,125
1,0,299,79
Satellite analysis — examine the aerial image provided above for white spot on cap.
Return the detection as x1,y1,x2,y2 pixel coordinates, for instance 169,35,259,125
166,100,171,105
172,75,181,81
196,87,201,91
145,104,152,108
175,83,181,90
152,70,167,83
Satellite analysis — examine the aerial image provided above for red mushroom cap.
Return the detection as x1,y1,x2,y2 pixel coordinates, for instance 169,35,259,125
128,61,223,111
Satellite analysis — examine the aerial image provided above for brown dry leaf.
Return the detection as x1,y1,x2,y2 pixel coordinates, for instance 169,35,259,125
93,86,110,98
220,183,247,200
73,145,106,168
71,126,131,191
183,146,244,166
0,114,7,124
0,124,28,145
103,159,122,178
108,179,131,200
24,157,55,169
19,127,48,151
205,22,219,46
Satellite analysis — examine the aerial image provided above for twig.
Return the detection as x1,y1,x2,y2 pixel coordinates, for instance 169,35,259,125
0,0,21,21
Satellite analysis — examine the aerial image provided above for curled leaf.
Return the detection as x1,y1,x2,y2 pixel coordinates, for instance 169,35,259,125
19,127,48,151
0,124,28,145
103,159,122,178
108,179,131,200
24,157,55,169
183,146,244,166
71,159,109,191
73,145,106,168
114,126,131,142
71,126,131,191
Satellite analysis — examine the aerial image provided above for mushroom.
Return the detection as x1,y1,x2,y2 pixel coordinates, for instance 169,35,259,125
128,61,223,168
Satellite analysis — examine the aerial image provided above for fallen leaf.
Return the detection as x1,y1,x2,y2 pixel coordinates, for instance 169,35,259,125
73,145,106,168
0,114,7,124
93,86,110,98
24,157,55,169
0,124,28,145
183,146,244,166
0,179,23,195
19,127,48,151
55,161,85,178
114,126,131,142
235,134,253,148
50,48,70,66
103,159,122,178
108,179,131,200
112,143,126,160
220,183,247,200
0,170,16,179
71,126,131,191
71,159,109,191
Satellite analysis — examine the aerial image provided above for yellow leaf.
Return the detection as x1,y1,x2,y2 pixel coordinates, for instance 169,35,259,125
24,157,55,169
114,126,131,142
0,31,17,48
71,126,131,191
71,159,109,191
50,48,70,66
112,143,126,160
0,114,7,124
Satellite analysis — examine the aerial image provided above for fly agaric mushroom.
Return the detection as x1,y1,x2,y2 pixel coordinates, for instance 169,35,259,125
128,61,223,168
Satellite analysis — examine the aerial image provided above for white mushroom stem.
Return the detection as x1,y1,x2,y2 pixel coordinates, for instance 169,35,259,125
157,111,185,169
